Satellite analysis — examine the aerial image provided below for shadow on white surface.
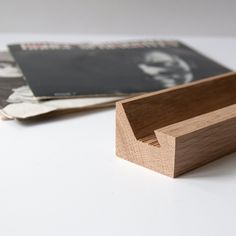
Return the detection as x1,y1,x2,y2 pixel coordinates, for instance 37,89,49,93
182,152,236,179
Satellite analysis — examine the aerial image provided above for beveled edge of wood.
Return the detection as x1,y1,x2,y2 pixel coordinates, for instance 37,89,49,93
157,104,236,138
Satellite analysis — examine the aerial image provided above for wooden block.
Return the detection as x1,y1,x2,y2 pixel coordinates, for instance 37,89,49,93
116,72,236,177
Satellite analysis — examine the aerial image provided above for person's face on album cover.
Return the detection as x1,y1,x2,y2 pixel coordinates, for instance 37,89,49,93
138,51,193,88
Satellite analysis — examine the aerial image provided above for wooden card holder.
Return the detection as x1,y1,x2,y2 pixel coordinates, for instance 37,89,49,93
116,72,236,177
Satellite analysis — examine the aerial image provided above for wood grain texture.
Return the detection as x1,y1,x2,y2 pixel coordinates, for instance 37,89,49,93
116,72,236,177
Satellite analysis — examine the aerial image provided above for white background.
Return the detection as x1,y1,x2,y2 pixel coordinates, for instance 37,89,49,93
0,0,236,36
0,35,236,236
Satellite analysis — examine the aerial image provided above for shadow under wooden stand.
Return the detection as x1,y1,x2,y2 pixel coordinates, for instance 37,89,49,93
116,72,236,177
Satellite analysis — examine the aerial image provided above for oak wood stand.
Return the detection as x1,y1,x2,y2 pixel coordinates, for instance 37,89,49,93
116,72,236,177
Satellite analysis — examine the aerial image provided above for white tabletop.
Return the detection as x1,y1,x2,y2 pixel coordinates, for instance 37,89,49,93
1,35,236,236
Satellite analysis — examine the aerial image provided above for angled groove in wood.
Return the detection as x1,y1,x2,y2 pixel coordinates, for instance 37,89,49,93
139,134,160,147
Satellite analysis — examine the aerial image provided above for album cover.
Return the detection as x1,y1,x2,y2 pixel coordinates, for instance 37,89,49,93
8,40,231,99
0,52,24,109
0,52,123,119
